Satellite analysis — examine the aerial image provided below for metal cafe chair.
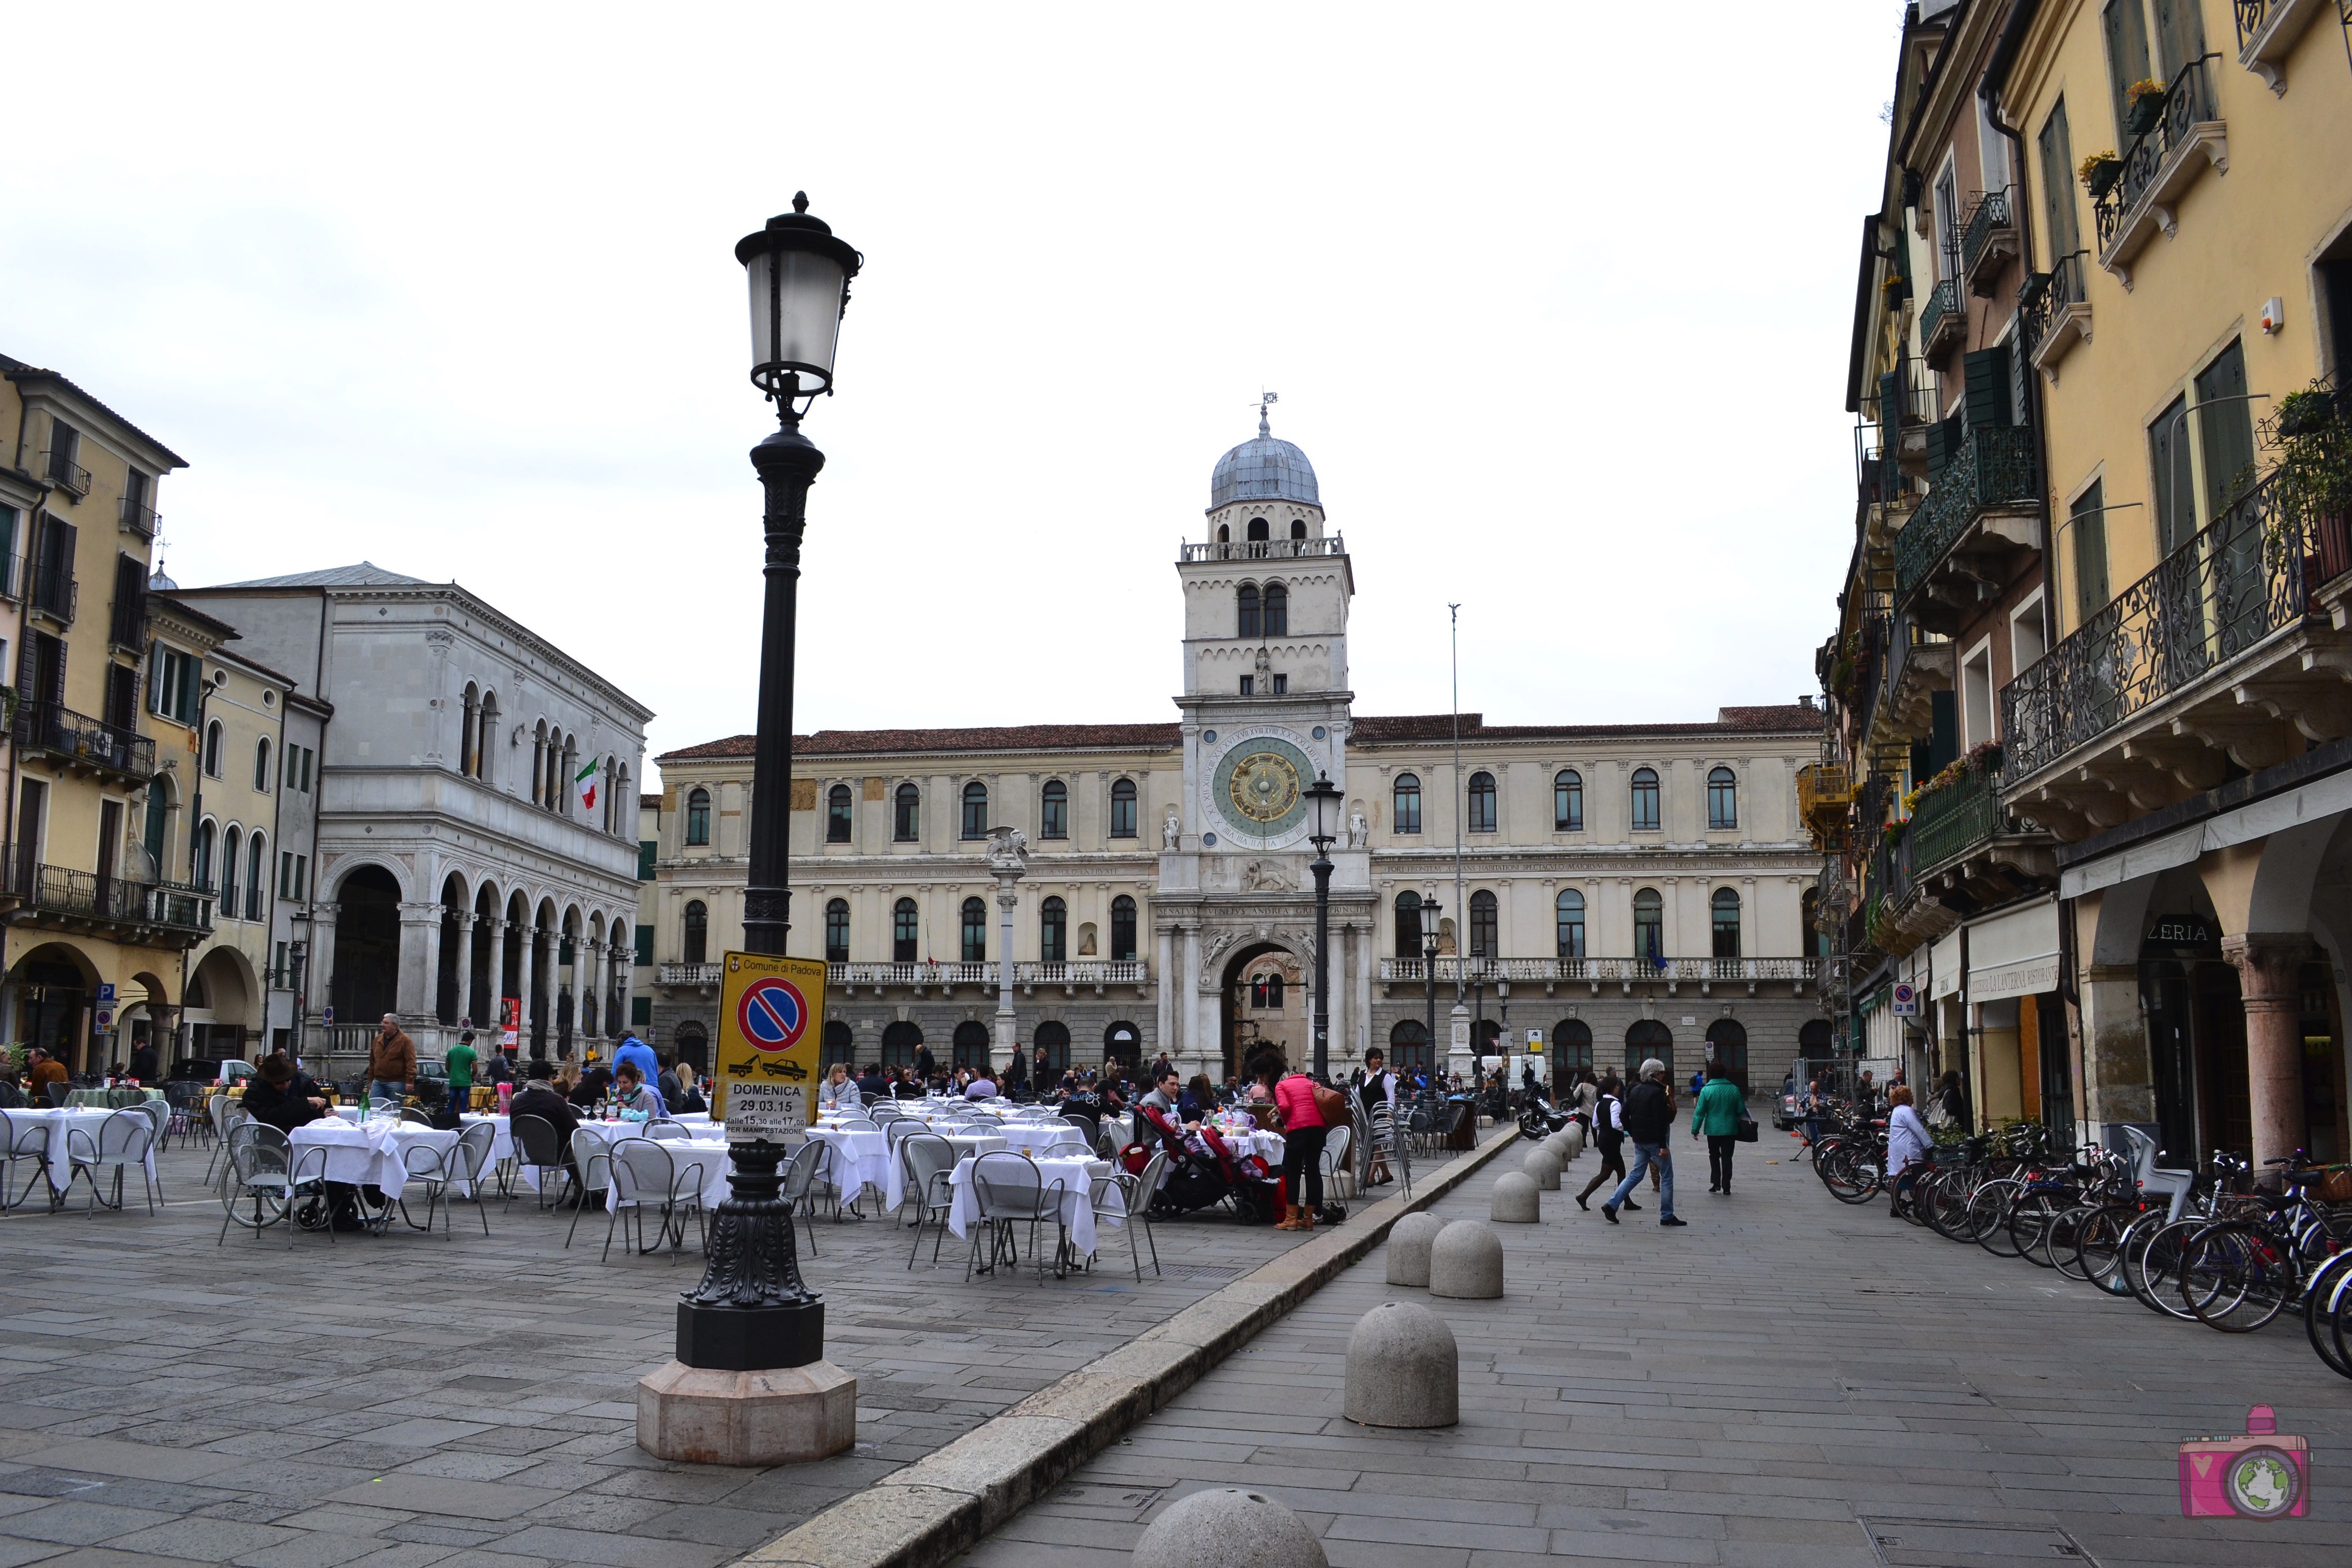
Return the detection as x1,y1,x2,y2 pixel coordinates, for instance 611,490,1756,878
778,1138,828,1257
605,1139,708,1261
899,1133,959,1269
967,1151,1064,1284
1090,1149,1165,1281
508,1114,569,1211
66,1109,158,1215
565,1126,615,1249
2,1109,56,1211
218,1124,295,1243
400,1123,498,1239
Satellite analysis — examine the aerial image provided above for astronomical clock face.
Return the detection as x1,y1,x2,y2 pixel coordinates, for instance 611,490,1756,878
1204,728,1318,846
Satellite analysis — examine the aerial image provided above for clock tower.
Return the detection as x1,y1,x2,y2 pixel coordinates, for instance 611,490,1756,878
1157,402,1372,1080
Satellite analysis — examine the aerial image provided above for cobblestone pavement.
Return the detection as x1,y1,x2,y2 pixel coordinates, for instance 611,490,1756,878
955,1135,2352,1568
0,1132,1432,1568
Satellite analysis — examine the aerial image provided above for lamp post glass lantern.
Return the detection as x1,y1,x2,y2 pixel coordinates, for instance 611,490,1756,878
672,194,863,1382
1304,772,1341,1082
1420,897,1442,1084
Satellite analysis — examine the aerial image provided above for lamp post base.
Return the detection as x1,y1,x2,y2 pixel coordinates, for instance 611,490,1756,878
676,1300,826,1372
635,1358,856,1466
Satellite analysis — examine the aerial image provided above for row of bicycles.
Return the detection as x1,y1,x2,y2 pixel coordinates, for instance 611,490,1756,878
1804,1103,2352,1378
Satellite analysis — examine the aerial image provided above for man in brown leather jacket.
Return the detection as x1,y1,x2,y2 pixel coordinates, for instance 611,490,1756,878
367,1015,414,1115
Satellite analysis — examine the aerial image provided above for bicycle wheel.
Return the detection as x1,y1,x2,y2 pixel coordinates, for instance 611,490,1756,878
2302,1253,2352,1377
2007,1191,2070,1267
2045,1203,2094,1277
2128,1218,2201,1320
2075,1204,2138,1294
1922,1172,1974,1241
2182,1221,2294,1333
1969,1181,2024,1255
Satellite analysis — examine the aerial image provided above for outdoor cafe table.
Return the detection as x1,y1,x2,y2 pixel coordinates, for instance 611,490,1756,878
880,1130,1006,1209
806,1123,889,1204
12,1107,157,1197
946,1153,1115,1260
287,1117,465,1195
562,1128,733,1214
64,1087,165,1109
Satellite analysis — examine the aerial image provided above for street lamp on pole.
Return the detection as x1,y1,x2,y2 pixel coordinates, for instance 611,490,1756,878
1304,772,1341,1082
660,196,862,1450
1419,896,1442,1082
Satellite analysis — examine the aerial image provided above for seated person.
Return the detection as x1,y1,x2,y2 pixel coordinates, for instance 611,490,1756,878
855,1063,888,1102
511,1060,584,1159
1141,1067,1183,1121
889,1066,927,1101
568,1063,613,1110
818,1062,860,1114
670,1074,708,1115
611,1063,662,1118
241,1053,331,1131
1180,1073,1216,1124
964,1069,998,1099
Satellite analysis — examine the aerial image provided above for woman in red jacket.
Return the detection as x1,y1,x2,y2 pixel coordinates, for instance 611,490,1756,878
1271,1067,1329,1232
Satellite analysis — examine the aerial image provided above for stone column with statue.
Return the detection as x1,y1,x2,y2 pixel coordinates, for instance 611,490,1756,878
988,825,1028,1073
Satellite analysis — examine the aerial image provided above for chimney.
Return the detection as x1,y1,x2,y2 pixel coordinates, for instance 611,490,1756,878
1798,694,1817,709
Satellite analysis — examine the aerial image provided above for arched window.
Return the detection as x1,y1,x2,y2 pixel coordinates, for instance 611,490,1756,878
1630,766,1661,831
531,722,548,807
1251,972,1285,1009
203,720,223,778
961,781,989,840
1389,1018,1431,1073
1553,1018,1595,1078
953,1019,992,1070
460,682,481,778
602,755,619,834
1040,896,1067,963
254,738,272,792
824,898,850,962
881,1020,922,1070
1707,767,1738,829
1262,582,1288,635
1040,780,1068,840
220,826,241,914
1110,895,1137,961
245,831,266,922
823,1018,855,1068
1554,769,1582,831
892,896,919,962
1110,778,1138,839
1393,773,1422,835
1711,887,1742,960
826,783,852,843
1288,518,1306,539
143,772,173,874
682,900,708,965
1246,517,1269,542
1625,1018,1674,1082
1104,1020,1142,1065
1217,522,1230,544
961,896,987,961
1469,889,1498,959
1237,583,1261,639
684,787,711,846
475,692,497,782
1555,889,1586,959
1034,1019,1071,1071
194,819,215,893
1706,1018,1750,1090
1467,770,1497,834
1395,890,1423,958
895,782,921,842
1633,888,1663,963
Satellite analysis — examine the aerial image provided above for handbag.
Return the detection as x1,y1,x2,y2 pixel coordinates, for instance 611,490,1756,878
1735,1111,1758,1143
1311,1082,1349,1126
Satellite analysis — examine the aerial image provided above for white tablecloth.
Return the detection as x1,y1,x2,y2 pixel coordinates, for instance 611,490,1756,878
807,1125,889,1202
947,1154,1113,1258
882,1132,1006,1209
12,1107,158,1196
579,1130,732,1214
288,1119,470,1193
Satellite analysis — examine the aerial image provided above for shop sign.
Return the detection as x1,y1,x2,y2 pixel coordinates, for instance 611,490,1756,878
2145,915,2221,958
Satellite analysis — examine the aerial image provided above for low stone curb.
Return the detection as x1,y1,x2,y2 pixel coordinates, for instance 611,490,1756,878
741,1125,1525,1568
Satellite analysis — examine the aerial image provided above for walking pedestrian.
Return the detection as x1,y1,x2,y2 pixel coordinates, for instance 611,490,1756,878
1885,1083,1930,1219
1690,1063,1744,1194
1572,1069,1598,1135
1601,1058,1681,1226
1270,1065,1330,1231
368,1015,414,1115
1575,1073,1633,1211
1934,1069,1970,1135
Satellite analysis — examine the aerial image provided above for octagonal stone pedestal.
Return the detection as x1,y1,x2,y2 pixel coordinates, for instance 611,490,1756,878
637,1359,856,1466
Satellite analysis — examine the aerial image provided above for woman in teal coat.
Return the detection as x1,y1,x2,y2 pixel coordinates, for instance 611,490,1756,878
1689,1065,1747,1194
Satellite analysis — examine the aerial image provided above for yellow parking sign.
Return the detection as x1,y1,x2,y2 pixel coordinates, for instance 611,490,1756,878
715,951,826,1133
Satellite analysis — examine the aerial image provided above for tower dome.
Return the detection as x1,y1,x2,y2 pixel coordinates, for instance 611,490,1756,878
1209,408,1319,511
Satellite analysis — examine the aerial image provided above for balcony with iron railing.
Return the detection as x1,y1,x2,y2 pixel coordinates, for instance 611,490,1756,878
41,450,90,497
118,494,159,539
1180,534,1345,563
0,849,214,942
2234,0,2335,92
1920,279,1965,362
1959,188,2018,297
656,959,1152,990
27,560,75,624
2094,56,2225,282
13,700,156,783
2019,253,2093,378
1376,955,1817,992
1894,424,2041,623
2001,462,2352,837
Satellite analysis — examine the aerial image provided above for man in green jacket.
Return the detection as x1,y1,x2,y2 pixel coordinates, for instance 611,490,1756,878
1689,1065,1747,1195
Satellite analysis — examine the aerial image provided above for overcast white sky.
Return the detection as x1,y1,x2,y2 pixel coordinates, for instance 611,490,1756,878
4,3,1901,764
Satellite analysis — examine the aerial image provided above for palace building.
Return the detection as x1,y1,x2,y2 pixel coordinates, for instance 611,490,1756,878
645,413,1827,1087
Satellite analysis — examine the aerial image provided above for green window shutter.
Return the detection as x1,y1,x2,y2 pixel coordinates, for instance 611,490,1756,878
633,924,652,966
1924,412,1962,474
1963,347,2012,432
631,996,652,1027
638,840,657,879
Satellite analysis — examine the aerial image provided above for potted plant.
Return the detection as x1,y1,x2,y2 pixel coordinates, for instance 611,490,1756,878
2125,78,2166,135
2079,150,2123,200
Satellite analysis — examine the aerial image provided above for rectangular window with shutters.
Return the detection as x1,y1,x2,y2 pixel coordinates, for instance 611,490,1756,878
0,505,15,598
109,554,146,649
633,924,653,966
104,663,138,733
2149,396,2196,556
631,995,652,1027
149,644,199,724
2103,0,2153,137
280,851,293,898
2070,480,2111,626
2153,0,2204,80
31,515,75,622
2037,99,2080,264
2194,339,2255,516
1962,346,2013,432
638,840,657,879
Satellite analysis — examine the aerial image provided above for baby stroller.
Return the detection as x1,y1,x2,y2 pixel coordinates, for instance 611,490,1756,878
1125,1106,1282,1223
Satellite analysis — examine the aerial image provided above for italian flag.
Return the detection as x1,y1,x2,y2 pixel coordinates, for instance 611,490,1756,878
575,759,599,813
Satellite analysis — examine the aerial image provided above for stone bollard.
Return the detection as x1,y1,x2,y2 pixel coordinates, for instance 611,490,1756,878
1340,1300,1460,1430
1523,1146,1563,1191
1558,1121,1585,1161
1134,1486,1329,1567
1431,1219,1505,1298
1490,1171,1540,1223
1386,1210,1447,1287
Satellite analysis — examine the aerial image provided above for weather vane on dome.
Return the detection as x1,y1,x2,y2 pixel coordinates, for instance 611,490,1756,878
1256,389,1278,437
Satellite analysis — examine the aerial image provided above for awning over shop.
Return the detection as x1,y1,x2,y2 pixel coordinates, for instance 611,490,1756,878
1967,896,2060,1003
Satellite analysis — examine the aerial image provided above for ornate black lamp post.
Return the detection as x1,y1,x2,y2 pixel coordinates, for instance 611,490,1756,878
1419,896,1442,1079
1304,772,1341,1081
676,193,863,1377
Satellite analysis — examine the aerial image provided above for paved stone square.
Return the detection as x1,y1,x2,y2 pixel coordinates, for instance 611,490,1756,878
0,1134,1380,1568
957,1136,2352,1568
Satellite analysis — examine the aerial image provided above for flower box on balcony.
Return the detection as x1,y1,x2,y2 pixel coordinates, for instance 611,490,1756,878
2125,84,2168,135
